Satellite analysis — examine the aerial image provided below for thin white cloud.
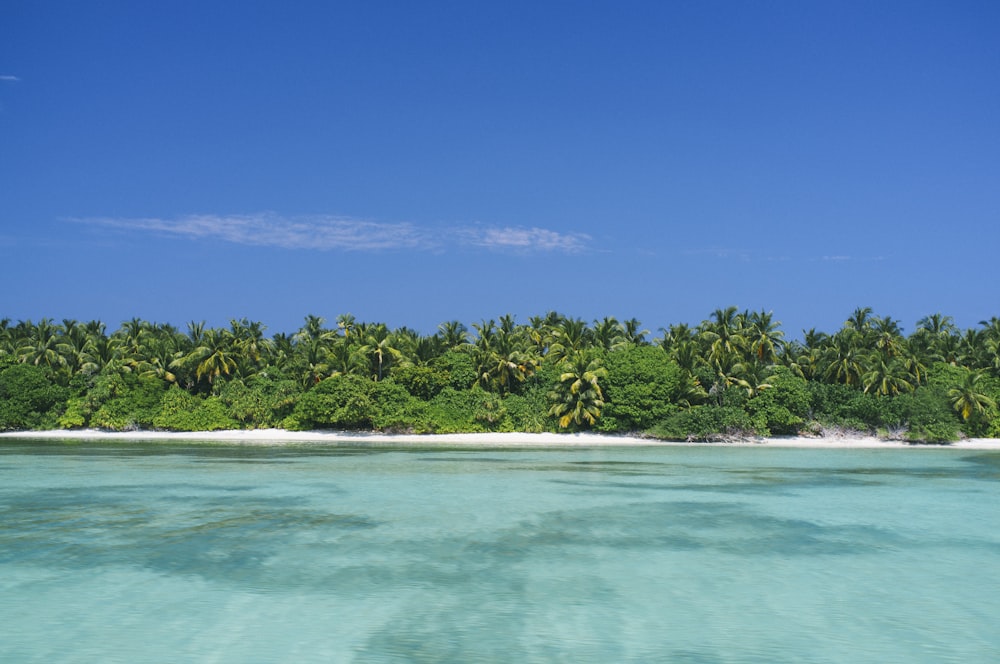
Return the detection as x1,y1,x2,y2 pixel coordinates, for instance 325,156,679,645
685,247,752,261
69,213,589,254
0,75,19,82
458,226,590,253
72,213,431,251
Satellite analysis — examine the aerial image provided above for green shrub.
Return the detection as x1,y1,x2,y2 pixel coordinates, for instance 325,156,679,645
153,387,237,431
425,387,483,433
219,376,301,428
0,364,69,430
432,351,478,391
370,379,429,432
392,365,449,400
597,346,682,432
292,375,375,430
652,405,763,440
747,368,811,434
503,387,553,433
889,385,961,443
88,372,166,431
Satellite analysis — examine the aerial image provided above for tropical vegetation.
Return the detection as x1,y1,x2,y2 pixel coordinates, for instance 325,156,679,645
2,308,999,443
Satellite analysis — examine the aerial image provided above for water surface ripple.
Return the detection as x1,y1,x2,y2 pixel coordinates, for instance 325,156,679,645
1,441,998,662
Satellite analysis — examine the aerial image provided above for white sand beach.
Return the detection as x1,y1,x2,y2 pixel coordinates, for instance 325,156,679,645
2,428,1000,449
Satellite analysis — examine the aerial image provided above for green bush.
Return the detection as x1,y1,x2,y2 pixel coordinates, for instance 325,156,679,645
503,386,553,433
652,404,763,440
392,365,449,400
0,364,69,430
889,385,961,443
88,372,166,431
153,387,237,431
747,368,811,434
291,375,375,430
370,379,429,432
432,351,478,391
219,376,301,428
808,382,884,430
425,387,483,433
597,346,682,432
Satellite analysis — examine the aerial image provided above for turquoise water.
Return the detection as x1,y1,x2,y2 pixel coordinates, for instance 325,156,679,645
1,441,999,663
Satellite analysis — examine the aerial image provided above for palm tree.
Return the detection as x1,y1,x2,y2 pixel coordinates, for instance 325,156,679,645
871,316,904,359
59,319,95,376
472,319,537,394
185,320,206,349
336,313,357,339
948,369,996,421
548,354,608,429
547,317,591,364
822,330,867,387
592,317,625,353
622,318,650,346
0,318,13,358
359,323,402,381
172,328,237,388
728,359,776,397
229,318,270,368
862,358,914,396
16,318,69,378
700,306,746,381
845,306,874,334
326,338,368,378
746,310,784,363
437,320,470,349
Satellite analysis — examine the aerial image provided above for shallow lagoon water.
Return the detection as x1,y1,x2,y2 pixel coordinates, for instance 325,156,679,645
1,441,999,663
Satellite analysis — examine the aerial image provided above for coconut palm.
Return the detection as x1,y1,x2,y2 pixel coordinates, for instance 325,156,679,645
746,310,784,363
16,318,69,377
845,306,874,334
700,306,745,374
871,316,904,359
948,369,996,421
592,317,625,353
326,338,369,378
823,330,867,387
437,320,471,349
547,317,591,364
862,358,914,396
172,328,238,388
0,318,13,357
358,323,402,381
472,319,537,394
548,354,608,429
229,318,270,368
728,359,777,397
336,313,357,339
622,318,650,346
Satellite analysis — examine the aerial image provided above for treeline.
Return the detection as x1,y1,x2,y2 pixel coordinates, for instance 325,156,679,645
1,308,998,442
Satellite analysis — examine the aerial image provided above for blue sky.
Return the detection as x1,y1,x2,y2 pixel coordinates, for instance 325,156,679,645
2,1,998,339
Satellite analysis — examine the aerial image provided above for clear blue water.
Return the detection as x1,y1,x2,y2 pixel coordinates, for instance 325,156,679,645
1,440,999,663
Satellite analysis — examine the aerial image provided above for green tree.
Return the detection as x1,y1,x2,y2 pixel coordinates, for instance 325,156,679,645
0,363,69,430
948,369,996,422
597,346,685,432
548,354,607,429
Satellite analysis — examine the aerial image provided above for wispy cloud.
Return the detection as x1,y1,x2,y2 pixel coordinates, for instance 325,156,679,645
69,213,589,254
72,213,431,251
685,247,752,262
458,225,590,253
0,75,20,82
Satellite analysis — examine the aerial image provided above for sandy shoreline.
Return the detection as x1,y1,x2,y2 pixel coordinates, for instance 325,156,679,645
1,428,999,449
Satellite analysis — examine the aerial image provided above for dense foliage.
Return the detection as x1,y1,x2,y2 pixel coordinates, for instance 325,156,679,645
2,308,999,442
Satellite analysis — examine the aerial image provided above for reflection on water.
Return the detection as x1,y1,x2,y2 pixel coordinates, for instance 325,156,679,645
1,442,999,662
